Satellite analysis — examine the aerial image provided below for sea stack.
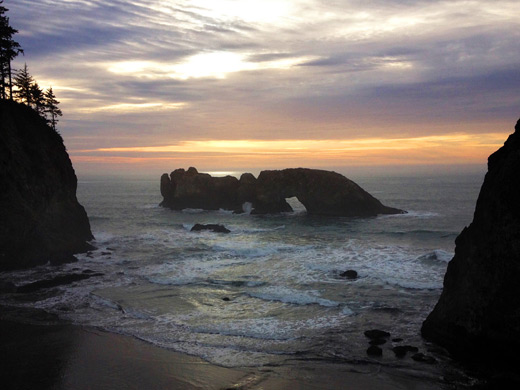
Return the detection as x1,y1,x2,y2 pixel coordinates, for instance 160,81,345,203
422,118,520,361
0,100,94,270
160,167,404,217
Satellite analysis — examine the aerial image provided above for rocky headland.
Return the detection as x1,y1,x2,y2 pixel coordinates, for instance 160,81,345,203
160,167,404,217
0,100,93,270
422,119,520,367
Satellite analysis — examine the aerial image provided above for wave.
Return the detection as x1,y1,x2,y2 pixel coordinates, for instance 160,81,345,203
417,249,453,263
384,229,453,237
247,286,341,307
181,208,206,214
206,279,266,288
234,225,286,234
378,210,440,219
374,274,443,290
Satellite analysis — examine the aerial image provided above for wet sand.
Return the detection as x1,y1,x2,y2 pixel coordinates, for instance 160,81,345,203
0,314,448,390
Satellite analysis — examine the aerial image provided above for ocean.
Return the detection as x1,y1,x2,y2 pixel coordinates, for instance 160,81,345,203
0,170,485,385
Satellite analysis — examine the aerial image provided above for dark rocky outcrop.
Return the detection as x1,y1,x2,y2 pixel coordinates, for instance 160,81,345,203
191,224,231,234
160,167,404,217
364,329,391,340
340,270,358,279
369,338,387,346
0,100,94,270
161,167,240,211
422,118,520,363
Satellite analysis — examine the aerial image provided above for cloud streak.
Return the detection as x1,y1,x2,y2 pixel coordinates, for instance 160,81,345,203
6,0,520,174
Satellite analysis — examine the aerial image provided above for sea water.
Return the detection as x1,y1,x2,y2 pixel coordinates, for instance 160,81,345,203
0,171,484,377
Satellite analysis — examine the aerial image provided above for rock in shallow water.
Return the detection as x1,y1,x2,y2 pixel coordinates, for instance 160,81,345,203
340,270,358,279
191,224,231,233
364,329,391,340
160,167,405,217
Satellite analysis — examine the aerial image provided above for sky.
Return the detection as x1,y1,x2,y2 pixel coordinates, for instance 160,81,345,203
7,0,520,177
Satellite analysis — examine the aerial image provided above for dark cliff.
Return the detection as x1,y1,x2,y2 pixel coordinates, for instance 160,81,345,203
160,167,404,217
422,118,520,362
0,100,93,270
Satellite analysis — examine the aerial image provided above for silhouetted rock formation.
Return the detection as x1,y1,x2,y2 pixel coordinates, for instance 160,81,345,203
160,167,404,217
160,167,240,211
0,100,94,270
422,118,520,363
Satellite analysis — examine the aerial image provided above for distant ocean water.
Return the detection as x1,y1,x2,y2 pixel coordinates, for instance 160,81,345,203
0,171,485,381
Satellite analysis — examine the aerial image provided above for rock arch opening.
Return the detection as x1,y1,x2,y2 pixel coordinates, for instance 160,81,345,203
285,196,307,214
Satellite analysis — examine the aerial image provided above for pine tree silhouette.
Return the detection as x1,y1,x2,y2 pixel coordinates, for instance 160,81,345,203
13,63,34,105
44,87,62,131
0,0,22,99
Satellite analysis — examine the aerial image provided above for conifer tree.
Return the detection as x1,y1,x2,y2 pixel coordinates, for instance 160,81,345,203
13,63,33,104
44,87,62,131
0,1,22,99
31,82,45,116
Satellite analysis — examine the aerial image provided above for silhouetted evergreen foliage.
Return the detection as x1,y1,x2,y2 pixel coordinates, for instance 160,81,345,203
13,62,33,104
1,4,64,131
0,0,22,99
44,87,62,131
31,82,45,116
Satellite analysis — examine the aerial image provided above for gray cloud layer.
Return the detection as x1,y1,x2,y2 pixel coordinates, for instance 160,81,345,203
7,0,520,153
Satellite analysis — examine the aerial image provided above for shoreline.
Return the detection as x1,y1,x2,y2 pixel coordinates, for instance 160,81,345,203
0,310,449,390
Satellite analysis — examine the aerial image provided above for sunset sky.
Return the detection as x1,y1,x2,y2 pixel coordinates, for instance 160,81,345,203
7,0,520,177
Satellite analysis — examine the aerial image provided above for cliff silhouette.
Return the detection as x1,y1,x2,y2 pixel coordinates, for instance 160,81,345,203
423,118,520,370
0,100,93,270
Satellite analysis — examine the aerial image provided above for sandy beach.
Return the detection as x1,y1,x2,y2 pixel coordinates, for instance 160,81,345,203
0,310,447,390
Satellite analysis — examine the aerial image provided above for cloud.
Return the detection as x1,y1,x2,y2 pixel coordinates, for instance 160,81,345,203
6,0,520,174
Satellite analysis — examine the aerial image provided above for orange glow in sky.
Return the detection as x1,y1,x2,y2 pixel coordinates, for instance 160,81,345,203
71,132,510,176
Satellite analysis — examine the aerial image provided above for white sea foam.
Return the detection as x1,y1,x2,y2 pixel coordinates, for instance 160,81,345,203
4,174,479,372
181,208,205,214
140,204,160,209
211,244,279,258
242,202,253,214
378,210,440,219
248,286,341,307
417,249,453,263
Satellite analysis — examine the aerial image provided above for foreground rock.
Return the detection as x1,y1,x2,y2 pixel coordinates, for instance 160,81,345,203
191,224,231,233
160,167,404,217
422,119,520,363
0,101,94,270
340,270,358,279
364,329,391,340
